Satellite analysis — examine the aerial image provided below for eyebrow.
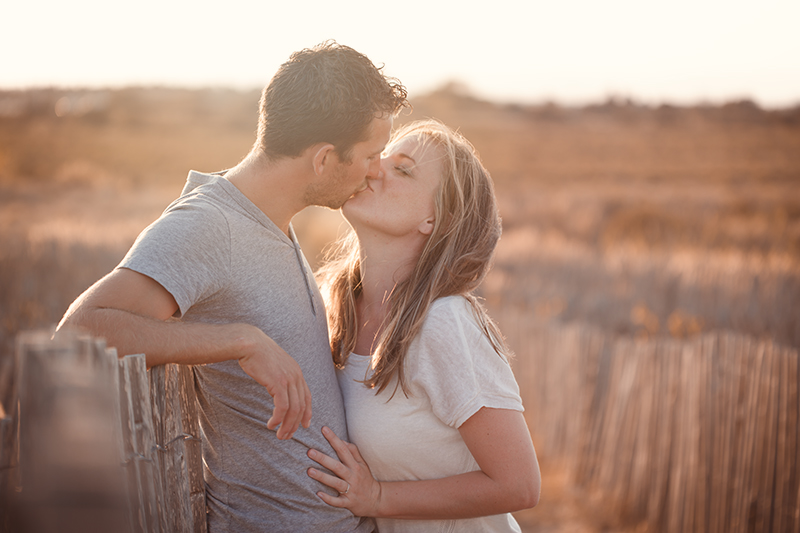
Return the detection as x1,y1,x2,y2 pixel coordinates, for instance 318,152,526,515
395,152,417,164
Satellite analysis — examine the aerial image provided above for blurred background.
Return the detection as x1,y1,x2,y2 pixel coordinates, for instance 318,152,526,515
2,1,799,531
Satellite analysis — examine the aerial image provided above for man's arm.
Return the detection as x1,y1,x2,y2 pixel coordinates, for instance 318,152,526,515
58,267,312,440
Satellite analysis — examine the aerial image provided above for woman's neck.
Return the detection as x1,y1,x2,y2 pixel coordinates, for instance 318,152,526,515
353,233,423,354
357,233,421,307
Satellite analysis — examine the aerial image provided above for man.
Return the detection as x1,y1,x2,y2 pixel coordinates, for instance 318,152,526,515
58,41,408,532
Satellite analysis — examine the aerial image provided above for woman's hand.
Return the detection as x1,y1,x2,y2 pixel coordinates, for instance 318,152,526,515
307,426,382,517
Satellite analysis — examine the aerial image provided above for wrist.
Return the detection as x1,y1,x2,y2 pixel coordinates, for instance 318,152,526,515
373,481,386,518
227,323,263,361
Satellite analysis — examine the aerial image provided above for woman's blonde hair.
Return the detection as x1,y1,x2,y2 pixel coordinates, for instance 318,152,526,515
316,119,510,395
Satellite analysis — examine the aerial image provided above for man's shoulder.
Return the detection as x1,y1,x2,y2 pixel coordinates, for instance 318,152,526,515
129,176,233,255
180,170,225,196
169,172,229,210
154,173,238,229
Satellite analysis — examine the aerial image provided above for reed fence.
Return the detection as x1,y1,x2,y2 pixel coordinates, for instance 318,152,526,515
2,319,798,533
497,311,800,533
0,330,205,533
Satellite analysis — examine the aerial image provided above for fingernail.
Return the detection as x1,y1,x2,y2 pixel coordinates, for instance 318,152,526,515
308,449,316,458
308,468,317,476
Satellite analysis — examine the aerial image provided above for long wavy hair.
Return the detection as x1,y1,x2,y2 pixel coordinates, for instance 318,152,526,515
316,119,510,396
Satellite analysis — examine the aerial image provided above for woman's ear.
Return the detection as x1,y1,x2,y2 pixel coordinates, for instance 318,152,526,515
312,143,336,176
418,216,435,236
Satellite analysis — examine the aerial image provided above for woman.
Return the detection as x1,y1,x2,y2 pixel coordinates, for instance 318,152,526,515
309,120,540,532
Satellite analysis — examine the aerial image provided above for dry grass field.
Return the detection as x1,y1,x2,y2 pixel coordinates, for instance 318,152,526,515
1,85,799,531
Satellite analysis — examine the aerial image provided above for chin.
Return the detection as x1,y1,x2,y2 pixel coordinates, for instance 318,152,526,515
327,193,356,211
341,197,358,213
340,205,361,227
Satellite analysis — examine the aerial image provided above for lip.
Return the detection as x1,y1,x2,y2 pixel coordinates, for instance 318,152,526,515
348,183,372,201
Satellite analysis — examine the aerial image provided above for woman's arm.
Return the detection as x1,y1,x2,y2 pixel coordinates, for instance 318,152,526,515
307,406,540,519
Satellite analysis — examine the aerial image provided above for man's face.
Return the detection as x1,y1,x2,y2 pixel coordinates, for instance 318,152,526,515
311,115,393,210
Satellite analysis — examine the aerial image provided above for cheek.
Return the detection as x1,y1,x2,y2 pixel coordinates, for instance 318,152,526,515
351,161,370,180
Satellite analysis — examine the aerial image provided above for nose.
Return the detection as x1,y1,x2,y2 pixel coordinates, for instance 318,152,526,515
367,157,383,180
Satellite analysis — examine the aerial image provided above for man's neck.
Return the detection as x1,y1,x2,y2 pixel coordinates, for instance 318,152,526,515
225,150,309,236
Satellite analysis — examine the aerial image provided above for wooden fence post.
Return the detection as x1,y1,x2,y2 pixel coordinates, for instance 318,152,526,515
149,364,206,533
118,354,162,533
0,357,19,533
11,330,129,533
2,331,214,533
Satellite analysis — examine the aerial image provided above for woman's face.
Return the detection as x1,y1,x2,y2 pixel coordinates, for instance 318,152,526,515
342,134,443,239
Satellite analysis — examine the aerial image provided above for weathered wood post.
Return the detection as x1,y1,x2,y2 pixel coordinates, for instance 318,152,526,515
3,329,210,533
0,350,19,533
149,364,206,533
118,353,162,533
10,330,130,533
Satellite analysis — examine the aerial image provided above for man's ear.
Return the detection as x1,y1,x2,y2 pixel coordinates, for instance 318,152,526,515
418,216,435,236
312,143,337,176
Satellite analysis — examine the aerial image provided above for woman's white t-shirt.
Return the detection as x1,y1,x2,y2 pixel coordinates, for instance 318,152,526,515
337,296,524,533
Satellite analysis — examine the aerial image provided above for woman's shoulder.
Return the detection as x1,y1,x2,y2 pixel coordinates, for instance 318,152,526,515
424,295,481,330
414,296,492,352
418,296,510,363
427,295,472,318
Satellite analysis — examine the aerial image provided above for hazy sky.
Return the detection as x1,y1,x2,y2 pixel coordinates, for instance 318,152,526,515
3,0,799,107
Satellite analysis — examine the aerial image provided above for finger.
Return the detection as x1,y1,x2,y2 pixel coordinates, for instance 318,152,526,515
301,384,313,429
321,426,355,463
268,384,289,432
307,448,348,477
316,490,347,508
288,382,303,437
307,467,350,494
278,382,302,440
267,383,289,432
347,442,366,464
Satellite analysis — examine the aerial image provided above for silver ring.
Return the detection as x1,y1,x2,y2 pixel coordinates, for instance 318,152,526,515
342,483,350,495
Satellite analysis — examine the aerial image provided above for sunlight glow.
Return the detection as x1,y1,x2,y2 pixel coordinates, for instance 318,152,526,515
3,0,799,107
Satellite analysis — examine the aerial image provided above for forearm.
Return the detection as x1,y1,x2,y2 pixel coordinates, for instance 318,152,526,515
376,470,537,520
58,267,312,439
60,303,259,368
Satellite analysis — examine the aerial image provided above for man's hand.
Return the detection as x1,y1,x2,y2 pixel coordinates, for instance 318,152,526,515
236,330,313,440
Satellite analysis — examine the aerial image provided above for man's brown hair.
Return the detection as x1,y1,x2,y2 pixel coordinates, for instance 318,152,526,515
255,41,409,162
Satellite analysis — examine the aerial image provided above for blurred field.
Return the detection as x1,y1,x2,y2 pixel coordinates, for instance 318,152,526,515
1,85,799,531
2,85,798,352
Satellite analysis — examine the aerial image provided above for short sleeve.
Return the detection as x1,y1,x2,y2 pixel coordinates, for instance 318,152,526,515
119,197,231,317
406,296,523,428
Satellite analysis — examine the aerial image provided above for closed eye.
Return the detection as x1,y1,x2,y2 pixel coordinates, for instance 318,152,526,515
395,165,412,176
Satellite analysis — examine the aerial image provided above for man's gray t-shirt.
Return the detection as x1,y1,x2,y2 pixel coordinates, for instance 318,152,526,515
120,171,372,533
